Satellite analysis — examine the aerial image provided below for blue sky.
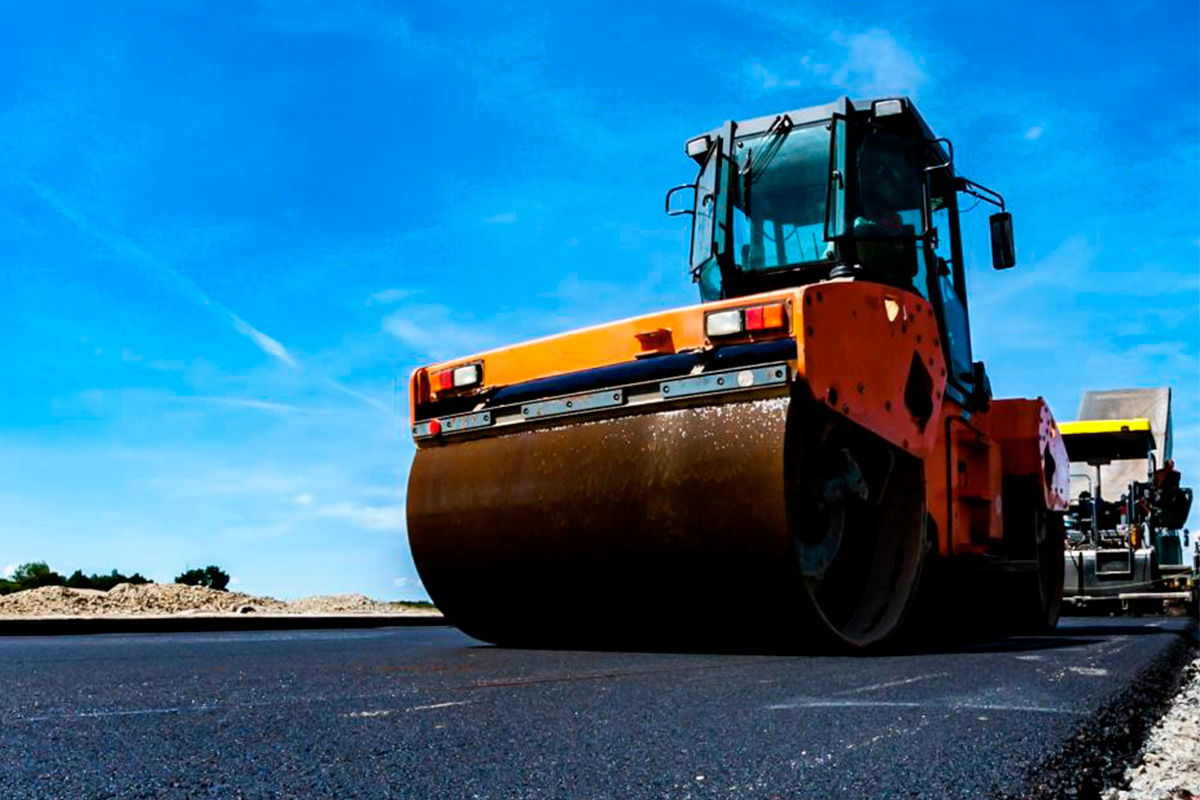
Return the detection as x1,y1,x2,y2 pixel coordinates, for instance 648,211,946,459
1,1,1196,600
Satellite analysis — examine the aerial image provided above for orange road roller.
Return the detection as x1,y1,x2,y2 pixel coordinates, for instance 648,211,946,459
405,96,1070,650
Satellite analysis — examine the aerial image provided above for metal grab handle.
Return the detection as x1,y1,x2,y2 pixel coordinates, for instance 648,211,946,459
664,183,697,217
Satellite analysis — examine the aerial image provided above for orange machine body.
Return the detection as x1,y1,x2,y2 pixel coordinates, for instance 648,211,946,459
409,279,1069,560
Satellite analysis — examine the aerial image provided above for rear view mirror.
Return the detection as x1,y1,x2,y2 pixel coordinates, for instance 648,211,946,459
990,212,1015,270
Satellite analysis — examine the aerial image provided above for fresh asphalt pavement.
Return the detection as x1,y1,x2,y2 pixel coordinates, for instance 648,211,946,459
2,618,1196,799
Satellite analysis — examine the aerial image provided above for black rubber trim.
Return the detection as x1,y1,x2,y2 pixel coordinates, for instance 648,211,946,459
417,339,797,419
488,338,796,407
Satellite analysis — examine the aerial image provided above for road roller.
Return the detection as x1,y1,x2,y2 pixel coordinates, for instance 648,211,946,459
406,96,1070,650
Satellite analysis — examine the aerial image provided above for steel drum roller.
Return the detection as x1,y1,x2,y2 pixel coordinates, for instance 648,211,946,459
407,393,924,649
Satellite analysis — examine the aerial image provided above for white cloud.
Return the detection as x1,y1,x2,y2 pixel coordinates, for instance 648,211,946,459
1024,125,1045,140
829,29,928,96
318,377,391,415
293,493,314,507
320,502,404,532
229,313,298,369
747,28,928,98
382,303,501,361
150,467,308,499
27,180,298,369
197,397,320,416
25,180,391,416
483,211,518,224
745,61,802,92
366,288,413,305
392,576,413,588
1,564,16,579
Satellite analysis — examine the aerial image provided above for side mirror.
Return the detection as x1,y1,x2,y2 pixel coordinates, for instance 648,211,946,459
971,361,992,409
990,212,1016,270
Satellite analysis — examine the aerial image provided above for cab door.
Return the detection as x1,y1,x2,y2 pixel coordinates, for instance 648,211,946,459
929,173,1003,554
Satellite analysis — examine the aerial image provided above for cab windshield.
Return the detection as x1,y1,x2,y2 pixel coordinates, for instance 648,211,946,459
732,122,833,272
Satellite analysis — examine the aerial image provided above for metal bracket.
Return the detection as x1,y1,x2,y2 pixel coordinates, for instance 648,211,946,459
442,412,494,434
522,389,625,420
659,364,788,398
413,411,494,439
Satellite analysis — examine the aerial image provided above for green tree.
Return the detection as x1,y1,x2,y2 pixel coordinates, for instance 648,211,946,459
0,563,153,594
66,569,151,591
64,570,94,589
11,562,64,591
175,565,230,591
91,570,125,591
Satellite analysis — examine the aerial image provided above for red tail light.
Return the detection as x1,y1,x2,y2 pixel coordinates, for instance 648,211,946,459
430,362,483,394
706,302,788,337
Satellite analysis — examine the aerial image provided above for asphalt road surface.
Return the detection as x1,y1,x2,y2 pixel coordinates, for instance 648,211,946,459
3,618,1196,799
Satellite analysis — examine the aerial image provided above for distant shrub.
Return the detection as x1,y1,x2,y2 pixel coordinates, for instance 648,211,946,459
66,569,151,591
1,564,152,594
90,570,150,591
8,562,65,592
64,570,93,590
174,565,230,591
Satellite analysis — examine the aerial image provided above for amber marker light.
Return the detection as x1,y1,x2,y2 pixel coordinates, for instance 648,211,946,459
745,302,786,331
707,302,788,338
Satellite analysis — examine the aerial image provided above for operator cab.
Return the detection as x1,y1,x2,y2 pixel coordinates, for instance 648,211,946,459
667,96,1015,410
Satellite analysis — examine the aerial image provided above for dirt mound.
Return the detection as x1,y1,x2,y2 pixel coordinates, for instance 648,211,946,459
287,593,396,614
0,583,433,617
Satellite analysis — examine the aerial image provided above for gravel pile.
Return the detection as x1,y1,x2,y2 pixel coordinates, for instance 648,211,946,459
285,593,396,614
1105,655,1200,799
0,583,434,617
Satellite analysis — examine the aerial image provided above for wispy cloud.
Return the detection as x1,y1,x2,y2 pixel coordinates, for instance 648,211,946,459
194,397,325,416
745,28,928,98
829,29,928,95
149,467,309,500
25,180,389,414
745,61,804,92
1024,125,1045,140
366,288,413,305
229,313,298,368
319,501,404,532
383,303,503,361
140,459,407,536
1,564,16,579
483,211,518,224
26,180,299,368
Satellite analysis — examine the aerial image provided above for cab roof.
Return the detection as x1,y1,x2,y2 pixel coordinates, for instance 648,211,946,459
687,96,944,157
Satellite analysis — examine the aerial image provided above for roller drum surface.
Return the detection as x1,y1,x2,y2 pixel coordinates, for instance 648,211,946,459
407,394,924,649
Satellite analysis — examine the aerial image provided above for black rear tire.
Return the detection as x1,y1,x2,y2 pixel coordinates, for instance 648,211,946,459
1006,506,1064,633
